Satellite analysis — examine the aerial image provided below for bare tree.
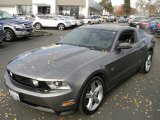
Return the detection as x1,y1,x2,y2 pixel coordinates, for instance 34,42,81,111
136,0,147,15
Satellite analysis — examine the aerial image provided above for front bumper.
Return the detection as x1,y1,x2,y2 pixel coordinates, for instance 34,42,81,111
64,23,72,28
3,72,76,114
15,29,33,37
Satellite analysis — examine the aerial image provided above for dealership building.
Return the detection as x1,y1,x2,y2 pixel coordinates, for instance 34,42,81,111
0,0,102,18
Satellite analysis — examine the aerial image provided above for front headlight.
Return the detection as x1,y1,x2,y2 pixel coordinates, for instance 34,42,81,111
12,24,24,29
46,80,71,90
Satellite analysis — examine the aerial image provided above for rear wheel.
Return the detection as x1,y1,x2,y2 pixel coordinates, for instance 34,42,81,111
79,76,104,115
4,29,16,42
140,51,153,74
58,24,65,30
88,21,91,25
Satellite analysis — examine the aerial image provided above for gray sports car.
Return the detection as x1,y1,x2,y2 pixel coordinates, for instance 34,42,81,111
4,24,155,115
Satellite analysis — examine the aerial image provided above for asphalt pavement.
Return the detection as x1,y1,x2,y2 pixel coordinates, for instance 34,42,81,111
0,24,160,120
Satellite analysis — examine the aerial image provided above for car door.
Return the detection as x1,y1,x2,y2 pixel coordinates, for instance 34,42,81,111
107,29,142,84
46,16,58,27
37,16,49,27
90,16,94,24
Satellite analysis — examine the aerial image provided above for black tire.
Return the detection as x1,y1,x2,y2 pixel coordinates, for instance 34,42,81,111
98,20,101,24
79,76,105,115
35,22,42,30
4,29,16,42
140,51,153,74
88,21,91,25
58,23,65,30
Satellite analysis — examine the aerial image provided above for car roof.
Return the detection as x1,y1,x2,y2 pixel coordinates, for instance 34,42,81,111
79,24,136,31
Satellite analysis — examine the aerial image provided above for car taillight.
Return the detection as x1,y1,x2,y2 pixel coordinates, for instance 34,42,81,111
128,19,132,24
146,23,150,27
157,23,160,29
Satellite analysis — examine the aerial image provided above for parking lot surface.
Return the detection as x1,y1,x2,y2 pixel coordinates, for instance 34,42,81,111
0,24,160,120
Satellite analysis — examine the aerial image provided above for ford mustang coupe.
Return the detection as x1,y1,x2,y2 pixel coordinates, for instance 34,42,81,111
4,24,155,115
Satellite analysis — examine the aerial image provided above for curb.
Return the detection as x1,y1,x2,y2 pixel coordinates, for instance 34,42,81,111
30,31,52,37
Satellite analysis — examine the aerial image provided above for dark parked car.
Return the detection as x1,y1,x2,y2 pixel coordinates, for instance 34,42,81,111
129,17,146,28
154,23,160,36
0,24,5,44
0,11,33,41
139,18,160,30
4,25,155,115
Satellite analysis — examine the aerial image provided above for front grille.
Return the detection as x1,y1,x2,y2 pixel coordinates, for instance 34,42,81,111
7,70,50,90
24,24,32,29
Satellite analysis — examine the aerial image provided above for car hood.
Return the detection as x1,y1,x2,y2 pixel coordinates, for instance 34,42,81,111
7,45,106,80
0,18,32,25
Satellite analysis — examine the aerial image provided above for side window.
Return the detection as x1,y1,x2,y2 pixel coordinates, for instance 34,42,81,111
138,30,145,39
118,30,135,44
90,16,94,19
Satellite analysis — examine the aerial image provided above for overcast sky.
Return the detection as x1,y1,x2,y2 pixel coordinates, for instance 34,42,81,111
95,0,137,7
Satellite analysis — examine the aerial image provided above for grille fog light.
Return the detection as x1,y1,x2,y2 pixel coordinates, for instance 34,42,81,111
32,80,39,87
9,72,13,77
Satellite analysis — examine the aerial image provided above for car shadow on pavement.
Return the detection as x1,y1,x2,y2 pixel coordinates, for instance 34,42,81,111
0,44,7,49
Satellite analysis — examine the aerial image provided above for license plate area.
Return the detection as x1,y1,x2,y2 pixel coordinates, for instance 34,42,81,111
9,89,20,101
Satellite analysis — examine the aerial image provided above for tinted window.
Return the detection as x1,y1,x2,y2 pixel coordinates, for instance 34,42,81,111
0,11,13,20
60,28,117,51
38,16,49,19
151,19,160,23
119,30,135,44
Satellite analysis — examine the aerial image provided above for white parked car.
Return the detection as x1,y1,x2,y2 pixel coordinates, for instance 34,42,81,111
54,15,78,26
33,15,71,30
64,16,83,26
82,15,103,24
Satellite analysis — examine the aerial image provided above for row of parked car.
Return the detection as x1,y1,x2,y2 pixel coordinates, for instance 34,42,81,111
128,16,160,36
0,10,106,43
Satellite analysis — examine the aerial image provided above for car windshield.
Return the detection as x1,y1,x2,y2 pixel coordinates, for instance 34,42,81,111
0,11,13,20
60,28,116,51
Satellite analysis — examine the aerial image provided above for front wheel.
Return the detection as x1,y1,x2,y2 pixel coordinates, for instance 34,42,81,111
98,20,101,24
35,23,42,30
4,29,16,42
79,76,104,115
140,51,153,74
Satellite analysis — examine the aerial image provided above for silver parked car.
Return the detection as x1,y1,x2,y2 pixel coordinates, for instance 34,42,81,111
4,24,155,115
82,15,103,24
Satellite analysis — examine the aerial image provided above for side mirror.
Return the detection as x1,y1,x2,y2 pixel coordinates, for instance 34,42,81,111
117,43,132,49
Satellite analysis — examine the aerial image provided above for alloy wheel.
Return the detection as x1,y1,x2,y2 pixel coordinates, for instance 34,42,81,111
58,24,65,30
35,23,41,30
6,31,12,41
145,54,152,72
85,80,103,111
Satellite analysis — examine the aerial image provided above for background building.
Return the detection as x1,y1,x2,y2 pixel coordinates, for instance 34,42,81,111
32,0,102,18
0,0,32,15
0,0,102,18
